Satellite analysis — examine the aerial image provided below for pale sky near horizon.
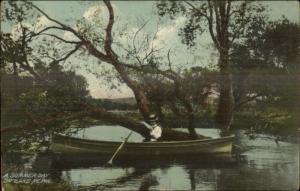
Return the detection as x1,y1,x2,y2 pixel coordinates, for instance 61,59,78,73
2,1,299,99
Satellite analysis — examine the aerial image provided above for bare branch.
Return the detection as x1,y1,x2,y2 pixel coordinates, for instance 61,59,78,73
26,26,65,42
29,3,66,28
234,94,262,111
184,1,209,20
15,27,46,83
29,2,86,43
29,1,113,63
137,23,157,55
123,63,178,82
38,33,81,44
141,46,164,65
133,20,150,54
55,43,83,63
18,27,81,82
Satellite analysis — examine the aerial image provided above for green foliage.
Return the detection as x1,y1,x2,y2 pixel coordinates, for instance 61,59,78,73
2,1,35,23
1,0,298,145
233,107,297,135
228,19,299,133
1,60,90,153
261,18,299,72
131,64,217,117
231,19,299,111
1,63,89,125
157,1,298,133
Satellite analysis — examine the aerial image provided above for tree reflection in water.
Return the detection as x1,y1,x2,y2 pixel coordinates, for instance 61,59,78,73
48,154,237,190
188,169,196,191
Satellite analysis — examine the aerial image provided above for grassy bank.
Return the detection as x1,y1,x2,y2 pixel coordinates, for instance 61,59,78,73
3,183,73,191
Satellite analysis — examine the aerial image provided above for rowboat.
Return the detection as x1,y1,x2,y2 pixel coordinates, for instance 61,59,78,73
51,134,235,157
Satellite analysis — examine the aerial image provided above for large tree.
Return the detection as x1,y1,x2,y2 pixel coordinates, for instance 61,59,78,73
157,1,267,131
2,0,154,118
1,1,202,140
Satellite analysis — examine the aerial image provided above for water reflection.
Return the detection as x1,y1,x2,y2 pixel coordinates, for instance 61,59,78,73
71,166,157,190
3,126,299,190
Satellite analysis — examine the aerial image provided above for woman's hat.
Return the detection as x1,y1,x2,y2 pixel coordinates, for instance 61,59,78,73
148,114,158,123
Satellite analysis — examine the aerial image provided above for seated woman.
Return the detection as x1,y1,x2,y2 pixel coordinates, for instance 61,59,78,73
141,114,162,141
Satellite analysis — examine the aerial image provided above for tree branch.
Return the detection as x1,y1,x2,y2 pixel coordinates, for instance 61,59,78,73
55,43,83,63
1,106,151,139
234,94,261,111
103,0,116,58
26,26,65,42
184,1,209,20
2,103,198,140
133,20,150,55
28,1,110,61
184,1,220,50
207,0,221,51
29,3,75,34
38,33,81,44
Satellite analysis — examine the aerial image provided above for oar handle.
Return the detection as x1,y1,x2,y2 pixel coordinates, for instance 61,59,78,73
107,131,133,165
124,131,133,141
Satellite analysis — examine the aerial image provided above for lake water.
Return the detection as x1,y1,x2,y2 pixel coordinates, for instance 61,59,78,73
3,125,299,190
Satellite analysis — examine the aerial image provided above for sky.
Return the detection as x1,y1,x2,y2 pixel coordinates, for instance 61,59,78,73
2,1,299,99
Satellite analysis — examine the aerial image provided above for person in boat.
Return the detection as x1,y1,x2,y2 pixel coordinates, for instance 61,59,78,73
141,114,162,141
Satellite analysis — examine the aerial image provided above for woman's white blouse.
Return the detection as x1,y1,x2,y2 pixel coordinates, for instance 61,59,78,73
150,124,162,140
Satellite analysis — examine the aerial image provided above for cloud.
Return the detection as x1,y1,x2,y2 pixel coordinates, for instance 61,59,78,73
152,16,186,49
115,26,140,45
36,16,55,28
83,4,105,22
11,23,31,40
10,15,58,40
112,16,187,66
83,3,119,22
63,30,78,41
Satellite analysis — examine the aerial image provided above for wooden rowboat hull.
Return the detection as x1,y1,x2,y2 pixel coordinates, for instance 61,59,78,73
51,134,234,156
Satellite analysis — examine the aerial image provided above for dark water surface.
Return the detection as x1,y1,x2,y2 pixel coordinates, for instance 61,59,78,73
3,126,299,190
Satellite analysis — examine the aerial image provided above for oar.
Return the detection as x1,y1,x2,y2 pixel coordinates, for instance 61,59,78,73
107,131,133,165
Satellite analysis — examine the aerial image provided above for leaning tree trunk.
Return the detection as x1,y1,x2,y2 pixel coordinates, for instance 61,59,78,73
216,52,234,132
132,88,151,119
2,104,198,141
113,62,151,120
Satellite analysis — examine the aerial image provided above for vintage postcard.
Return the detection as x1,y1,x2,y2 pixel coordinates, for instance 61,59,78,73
1,1,299,190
